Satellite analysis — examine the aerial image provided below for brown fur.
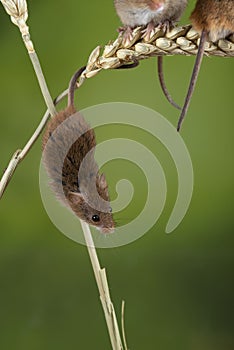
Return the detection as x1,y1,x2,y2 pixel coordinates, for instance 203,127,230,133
114,1,187,109
42,71,115,234
177,0,234,131
190,0,234,42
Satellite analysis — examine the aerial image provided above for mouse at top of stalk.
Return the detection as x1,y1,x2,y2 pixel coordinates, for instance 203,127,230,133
42,67,115,234
114,0,188,110
177,0,234,131
114,0,187,43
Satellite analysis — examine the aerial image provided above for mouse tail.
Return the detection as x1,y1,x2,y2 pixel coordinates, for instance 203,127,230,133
177,30,207,132
116,59,139,69
157,56,181,110
67,66,86,108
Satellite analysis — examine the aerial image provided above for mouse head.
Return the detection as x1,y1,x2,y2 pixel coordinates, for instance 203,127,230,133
67,173,115,233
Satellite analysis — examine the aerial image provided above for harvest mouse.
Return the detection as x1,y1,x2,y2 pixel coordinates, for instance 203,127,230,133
42,67,115,234
177,0,234,131
114,0,188,109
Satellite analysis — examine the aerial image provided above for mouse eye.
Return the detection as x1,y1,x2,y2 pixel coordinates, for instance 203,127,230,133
92,214,100,222
109,207,112,213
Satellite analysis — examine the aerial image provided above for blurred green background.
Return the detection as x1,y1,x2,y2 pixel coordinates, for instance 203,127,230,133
0,0,234,349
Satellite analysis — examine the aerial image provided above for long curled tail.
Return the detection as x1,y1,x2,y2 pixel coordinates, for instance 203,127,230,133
67,66,86,108
157,56,181,110
177,30,207,131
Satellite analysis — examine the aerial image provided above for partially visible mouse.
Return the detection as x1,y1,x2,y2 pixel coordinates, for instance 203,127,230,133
177,0,234,131
42,66,115,234
114,0,188,109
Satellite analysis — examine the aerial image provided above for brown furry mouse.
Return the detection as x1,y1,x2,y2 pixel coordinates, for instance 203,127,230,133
114,0,188,109
42,67,115,234
177,0,234,131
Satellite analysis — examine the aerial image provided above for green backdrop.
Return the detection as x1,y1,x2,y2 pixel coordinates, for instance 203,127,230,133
0,1,233,349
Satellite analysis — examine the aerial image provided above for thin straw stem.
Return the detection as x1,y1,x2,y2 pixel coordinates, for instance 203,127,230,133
0,0,57,117
28,52,57,116
80,221,124,350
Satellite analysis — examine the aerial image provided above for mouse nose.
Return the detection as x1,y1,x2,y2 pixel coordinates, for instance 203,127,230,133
100,226,115,234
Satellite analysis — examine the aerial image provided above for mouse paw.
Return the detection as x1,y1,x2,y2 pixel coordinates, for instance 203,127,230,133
142,21,157,42
158,20,174,33
120,26,142,48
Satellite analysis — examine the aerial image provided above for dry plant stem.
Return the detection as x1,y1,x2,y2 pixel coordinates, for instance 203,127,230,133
19,21,57,116
28,52,57,116
121,301,128,350
80,221,124,350
0,0,56,117
0,150,21,198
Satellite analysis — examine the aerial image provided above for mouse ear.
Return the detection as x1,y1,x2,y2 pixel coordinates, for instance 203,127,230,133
67,191,84,205
99,173,107,186
98,173,109,198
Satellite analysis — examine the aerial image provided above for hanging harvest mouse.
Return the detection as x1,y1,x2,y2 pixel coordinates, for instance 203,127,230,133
42,67,115,233
114,0,188,109
177,0,234,131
